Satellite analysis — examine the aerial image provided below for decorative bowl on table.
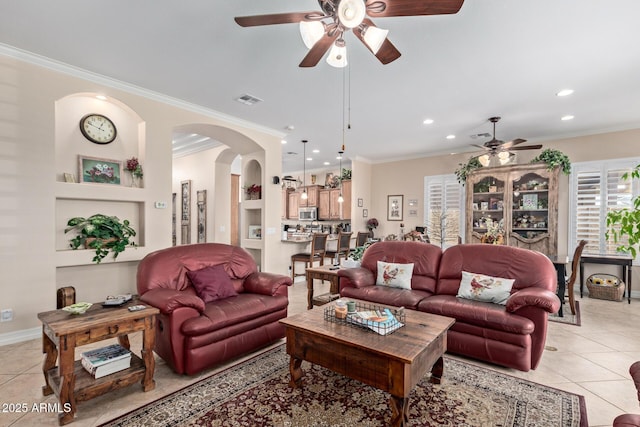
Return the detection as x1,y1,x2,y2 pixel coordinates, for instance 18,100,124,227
62,302,93,315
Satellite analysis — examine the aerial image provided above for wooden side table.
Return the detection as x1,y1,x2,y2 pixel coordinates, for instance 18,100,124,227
579,254,633,304
305,265,343,309
38,299,159,425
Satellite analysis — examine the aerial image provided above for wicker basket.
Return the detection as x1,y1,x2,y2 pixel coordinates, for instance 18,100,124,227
586,273,625,301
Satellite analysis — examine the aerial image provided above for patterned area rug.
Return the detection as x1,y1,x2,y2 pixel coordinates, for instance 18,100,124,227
101,344,587,427
549,300,582,326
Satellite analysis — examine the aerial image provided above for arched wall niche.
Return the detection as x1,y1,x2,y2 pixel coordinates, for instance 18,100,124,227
55,92,145,184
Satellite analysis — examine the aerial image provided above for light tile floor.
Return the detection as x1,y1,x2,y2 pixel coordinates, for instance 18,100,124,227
1,279,638,426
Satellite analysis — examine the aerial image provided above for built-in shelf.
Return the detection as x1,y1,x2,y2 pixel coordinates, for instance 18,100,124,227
55,246,150,267
55,182,146,202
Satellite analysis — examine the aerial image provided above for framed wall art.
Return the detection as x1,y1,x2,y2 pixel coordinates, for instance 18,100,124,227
387,195,404,221
78,155,122,185
172,192,177,246
197,190,207,243
248,225,262,239
363,209,368,218
181,180,191,244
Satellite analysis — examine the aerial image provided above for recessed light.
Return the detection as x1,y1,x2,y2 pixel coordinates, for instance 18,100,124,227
556,89,574,97
446,134,456,140
281,139,287,144
306,157,313,161
561,115,574,121
96,95,107,100
423,118,434,125
323,162,330,165
312,149,320,153
336,155,343,160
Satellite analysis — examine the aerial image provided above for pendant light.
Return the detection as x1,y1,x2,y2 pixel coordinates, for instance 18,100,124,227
337,150,344,204
300,140,308,200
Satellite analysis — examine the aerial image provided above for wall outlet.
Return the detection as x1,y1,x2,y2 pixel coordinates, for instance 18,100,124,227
154,201,167,209
1,309,13,322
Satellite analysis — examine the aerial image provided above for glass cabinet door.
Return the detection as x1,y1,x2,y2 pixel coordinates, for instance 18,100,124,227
511,172,550,239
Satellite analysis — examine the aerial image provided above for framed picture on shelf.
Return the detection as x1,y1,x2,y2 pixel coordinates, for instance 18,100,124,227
63,173,76,183
248,225,262,239
387,195,403,221
78,155,122,185
523,194,538,209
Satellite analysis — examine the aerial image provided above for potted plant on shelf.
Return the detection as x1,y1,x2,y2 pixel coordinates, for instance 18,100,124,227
245,184,262,200
65,214,137,264
366,218,379,239
455,157,483,184
606,163,640,258
530,148,571,175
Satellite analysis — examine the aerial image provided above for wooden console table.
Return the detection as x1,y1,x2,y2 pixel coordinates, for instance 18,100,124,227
38,299,158,425
305,264,343,309
580,254,633,304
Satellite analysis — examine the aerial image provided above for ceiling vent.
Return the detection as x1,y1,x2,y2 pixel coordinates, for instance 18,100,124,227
235,94,263,106
470,133,492,139
286,151,298,155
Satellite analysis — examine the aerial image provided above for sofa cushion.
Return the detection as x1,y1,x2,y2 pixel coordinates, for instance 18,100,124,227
340,285,431,310
457,271,515,305
187,264,238,303
418,295,535,335
376,261,414,289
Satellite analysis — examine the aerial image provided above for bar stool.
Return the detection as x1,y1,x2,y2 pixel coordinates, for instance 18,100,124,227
291,233,328,280
325,231,352,264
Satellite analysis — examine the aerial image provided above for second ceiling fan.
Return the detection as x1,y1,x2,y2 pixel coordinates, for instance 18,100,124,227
235,0,465,67
471,116,542,165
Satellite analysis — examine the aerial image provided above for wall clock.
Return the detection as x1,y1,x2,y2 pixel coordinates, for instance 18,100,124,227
79,113,117,144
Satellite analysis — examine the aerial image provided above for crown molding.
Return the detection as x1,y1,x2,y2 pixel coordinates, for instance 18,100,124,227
0,43,285,139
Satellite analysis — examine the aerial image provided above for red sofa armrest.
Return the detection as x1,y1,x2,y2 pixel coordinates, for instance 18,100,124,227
337,267,375,289
244,272,293,296
506,288,561,314
139,288,205,315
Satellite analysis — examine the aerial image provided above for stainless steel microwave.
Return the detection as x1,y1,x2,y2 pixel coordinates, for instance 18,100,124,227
298,207,317,221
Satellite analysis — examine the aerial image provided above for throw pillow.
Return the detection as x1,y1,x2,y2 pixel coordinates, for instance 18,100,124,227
187,264,238,303
376,261,414,290
457,271,515,305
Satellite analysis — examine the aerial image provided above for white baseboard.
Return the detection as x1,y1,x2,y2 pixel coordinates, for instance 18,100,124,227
0,327,41,347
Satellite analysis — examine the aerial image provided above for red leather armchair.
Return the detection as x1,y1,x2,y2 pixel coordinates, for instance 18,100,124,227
614,361,640,426
137,243,292,375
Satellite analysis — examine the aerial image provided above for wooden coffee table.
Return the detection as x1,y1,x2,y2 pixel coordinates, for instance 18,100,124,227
38,298,158,425
280,300,455,426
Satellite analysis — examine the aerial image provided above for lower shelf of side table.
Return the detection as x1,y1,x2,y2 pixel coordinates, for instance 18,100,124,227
46,354,147,403
312,293,340,307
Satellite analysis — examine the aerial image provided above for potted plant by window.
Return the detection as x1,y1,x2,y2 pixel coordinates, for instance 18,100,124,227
65,214,137,264
606,163,640,258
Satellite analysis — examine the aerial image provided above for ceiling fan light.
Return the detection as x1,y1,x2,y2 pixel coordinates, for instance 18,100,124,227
362,26,388,54
299,21,324,49
326,42,348,68
498,151,511,160
478,155,490,167
337,0,366,28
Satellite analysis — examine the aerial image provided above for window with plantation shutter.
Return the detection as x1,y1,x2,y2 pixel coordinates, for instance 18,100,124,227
570,159,639,260
424,174,464,247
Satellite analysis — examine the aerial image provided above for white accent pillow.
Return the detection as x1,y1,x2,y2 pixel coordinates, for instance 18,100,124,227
457,271,515,305
376,261,414,290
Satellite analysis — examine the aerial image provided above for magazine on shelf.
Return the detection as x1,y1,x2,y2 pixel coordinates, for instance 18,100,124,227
81,344,131,367
347,308,404,335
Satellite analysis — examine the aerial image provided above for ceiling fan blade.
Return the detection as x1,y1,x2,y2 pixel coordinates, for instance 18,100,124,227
471,144,490,151
235,12,323,27
366,0,465,18
509,144,543,151
501,138,527,149
299,31,338,67
354,19,401,64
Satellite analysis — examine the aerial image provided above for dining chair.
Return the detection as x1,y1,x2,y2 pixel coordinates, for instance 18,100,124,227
291,233,328,280
356,231,369,247
566,240,587,315
325,231,352,264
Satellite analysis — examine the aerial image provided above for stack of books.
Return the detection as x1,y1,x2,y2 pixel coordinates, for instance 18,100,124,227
81,344,131,378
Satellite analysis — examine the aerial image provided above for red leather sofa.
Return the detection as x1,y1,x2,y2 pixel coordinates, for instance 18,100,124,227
338,241,560,371
613,361,640,426
137,243,292,375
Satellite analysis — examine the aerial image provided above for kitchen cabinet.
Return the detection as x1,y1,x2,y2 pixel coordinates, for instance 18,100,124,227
465,164,558,256
299,185,322,207
318,180,351,220
287,190,299,219
282,188,293,219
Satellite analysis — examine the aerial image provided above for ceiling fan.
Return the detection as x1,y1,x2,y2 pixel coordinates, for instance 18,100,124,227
471,116,542,166
234,0,465,67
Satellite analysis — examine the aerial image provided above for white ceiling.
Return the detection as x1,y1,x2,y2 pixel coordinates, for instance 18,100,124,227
1,0,639,173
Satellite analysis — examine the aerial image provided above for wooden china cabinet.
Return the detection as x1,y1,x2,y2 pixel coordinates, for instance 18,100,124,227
465,163,559,256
